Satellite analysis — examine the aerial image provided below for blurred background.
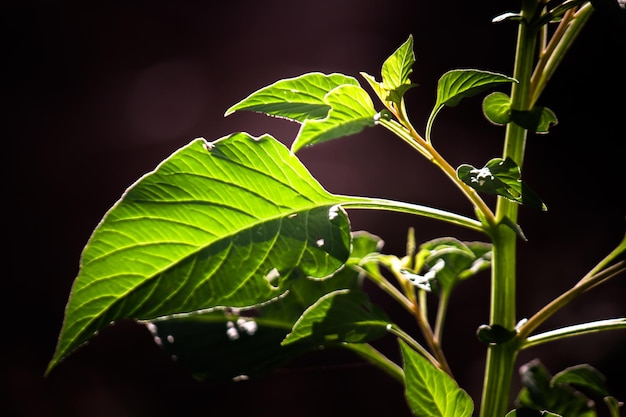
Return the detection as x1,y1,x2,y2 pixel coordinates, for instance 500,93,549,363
5,1,625,416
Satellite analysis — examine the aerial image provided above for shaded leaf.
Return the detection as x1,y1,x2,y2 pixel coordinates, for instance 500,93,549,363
225,72,359,122
282,289,390,346
400,340,474,417
457,157,547,211
511,107,558,133
552,364,610,398
48,133,352,374
144,247,366,381
292,84,377,152
516,359,597,417
416,237,491,294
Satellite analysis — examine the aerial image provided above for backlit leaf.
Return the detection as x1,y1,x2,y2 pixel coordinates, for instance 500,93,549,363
225,72,359,122
48,133,352,374
427,69,516,138
291,84,377,152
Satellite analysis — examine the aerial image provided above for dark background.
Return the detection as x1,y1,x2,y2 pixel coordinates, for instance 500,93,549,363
5,1,625,416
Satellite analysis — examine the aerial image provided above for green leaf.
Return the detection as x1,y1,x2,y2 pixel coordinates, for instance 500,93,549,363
511,107,558,134
48,133,352,374
381,35,415,91
516,359,597,417
483,92,558,133
282,289,390,346
360,36,418,107
291,84,377,152
224,72,359,122
551,364,610,398
381,35,418,104
427,69,516,138
456,157,547,211
416,237,491,294
144,246,365,381
483,91,513,125
400,340,474,417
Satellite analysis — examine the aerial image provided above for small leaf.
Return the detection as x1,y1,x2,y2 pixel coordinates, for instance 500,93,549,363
483,91,513,125
427,69,516,136
457,157,547,211
511,107,558,133
380,35,419,104
400,340,474,417
483,93,558,133
291,84,377,152
381,35,415,91
224,72,359,122
417,237,492,294
282,289,390,346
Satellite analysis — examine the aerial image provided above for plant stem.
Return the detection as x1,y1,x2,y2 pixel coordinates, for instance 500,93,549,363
376,118,498,229
479,1,538,415
344,342,405,383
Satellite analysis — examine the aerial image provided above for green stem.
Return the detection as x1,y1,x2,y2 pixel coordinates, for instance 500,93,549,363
521,318,626,350
339,196,486,233
517,260,626,340
386,324,442,371
376,118,498,229
479,1,538,415
530,2,594,106
343,342,405,383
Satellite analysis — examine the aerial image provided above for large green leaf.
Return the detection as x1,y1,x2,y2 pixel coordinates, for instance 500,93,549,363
400,340,474,417
291,84,377,152
48,133,352,374
224,72,359,122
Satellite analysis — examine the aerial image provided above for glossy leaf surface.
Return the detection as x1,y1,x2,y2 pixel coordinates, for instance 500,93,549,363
48,133,352,374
